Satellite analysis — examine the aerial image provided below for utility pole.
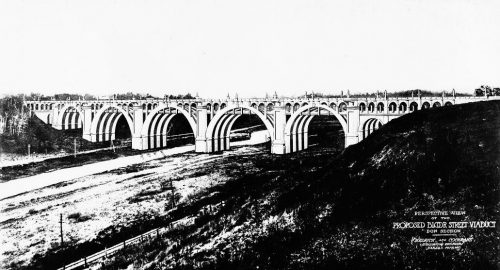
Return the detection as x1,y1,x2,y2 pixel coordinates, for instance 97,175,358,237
59,213,64,247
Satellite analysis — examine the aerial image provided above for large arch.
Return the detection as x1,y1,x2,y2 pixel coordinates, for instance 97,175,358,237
90,105,134,142
284,104,348,154
205,105,274,152
361,118,383,139
140,104,197,150
55,105,83,130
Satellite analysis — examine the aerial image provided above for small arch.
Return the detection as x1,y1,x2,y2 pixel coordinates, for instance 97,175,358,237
377,102,385,112
410,102,418,112
388,102,397,113
398,102,407,113
285,103,292,112
368,102,375,112
359,102,366,112
267,103,274,112
293,103,300,112
432,102,441,108
338,102,347,113
445,101,453,106
258,103,265,113
422,102,430,109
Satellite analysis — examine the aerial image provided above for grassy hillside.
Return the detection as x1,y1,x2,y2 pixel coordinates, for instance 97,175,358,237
27,101,500,270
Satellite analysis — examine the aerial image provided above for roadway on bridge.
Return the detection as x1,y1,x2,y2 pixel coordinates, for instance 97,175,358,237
0,130,269,200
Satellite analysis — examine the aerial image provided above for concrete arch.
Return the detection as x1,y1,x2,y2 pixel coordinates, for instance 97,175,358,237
55,105,83,130
359,102,366,112
258,103,265,113
141,113,177,149
140,104,197,140
445,101,453,106
409,102,418,112
338,102,347,112
388,102,397,113
288,115,314,152
267,103,274,111
205,105,274,152
284,104,348,154
377,102,385,112
361,118,383,139
90,105,134,142
422,102,431,109
432,101,441,108
368,102,375,112
398,102,408,113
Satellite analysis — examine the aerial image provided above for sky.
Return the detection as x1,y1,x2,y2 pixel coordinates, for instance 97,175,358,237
0,0,499,98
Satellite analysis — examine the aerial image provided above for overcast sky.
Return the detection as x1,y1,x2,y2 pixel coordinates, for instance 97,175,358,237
1,0,499,98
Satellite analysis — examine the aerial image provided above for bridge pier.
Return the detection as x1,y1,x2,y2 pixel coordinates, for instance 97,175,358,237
131,105,144,150
271,106,286,154
82,105,92,141
345,102,360,147
195,106,208,153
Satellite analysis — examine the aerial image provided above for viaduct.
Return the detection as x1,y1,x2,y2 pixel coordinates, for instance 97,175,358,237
24,92,495,155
